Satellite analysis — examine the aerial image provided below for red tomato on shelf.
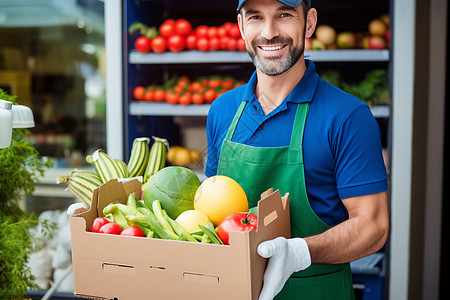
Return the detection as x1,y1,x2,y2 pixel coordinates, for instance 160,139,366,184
227,38,238,51
143,88,154,101
197,38,209,52
151,36,167,53
159,19,176,37
237,38,246,51
133,86,145,100
192,93,204,105
179,92,192,105
229,24,242,39
154,89,166,102
217,212,257,245
135,36,152,53
207,26,218,39
220,36,230,50
195,25,209,38
223,22,234,35
175,19,193,36
167,34,186,52
204,88,216,103
209,37,220,51
217,26,228,38
186,33,198,50
166,90,180,105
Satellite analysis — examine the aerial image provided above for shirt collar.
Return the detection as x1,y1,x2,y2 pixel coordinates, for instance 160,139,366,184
242,59,319,106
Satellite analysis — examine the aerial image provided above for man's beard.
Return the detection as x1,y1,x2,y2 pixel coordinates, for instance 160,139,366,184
247,36,304,76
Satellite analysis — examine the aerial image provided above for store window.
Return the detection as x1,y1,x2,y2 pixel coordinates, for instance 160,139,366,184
0,0,106,168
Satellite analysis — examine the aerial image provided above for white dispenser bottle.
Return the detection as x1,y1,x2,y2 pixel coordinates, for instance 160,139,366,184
0,99,13,148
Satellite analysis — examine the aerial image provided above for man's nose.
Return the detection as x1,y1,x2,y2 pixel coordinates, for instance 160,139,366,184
260,19,280,41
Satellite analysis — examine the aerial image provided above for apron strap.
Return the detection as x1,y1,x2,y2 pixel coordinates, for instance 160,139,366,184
288,102,310,164
224,101,247,141
290,102,310,147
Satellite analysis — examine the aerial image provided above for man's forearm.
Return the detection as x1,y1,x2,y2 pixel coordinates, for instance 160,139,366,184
304,191,389,264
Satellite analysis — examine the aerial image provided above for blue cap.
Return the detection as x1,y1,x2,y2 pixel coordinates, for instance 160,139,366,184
237,0,311,11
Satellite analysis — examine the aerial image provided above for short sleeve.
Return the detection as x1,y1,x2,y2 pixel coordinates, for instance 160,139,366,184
334,104,388,199
205,106,219,177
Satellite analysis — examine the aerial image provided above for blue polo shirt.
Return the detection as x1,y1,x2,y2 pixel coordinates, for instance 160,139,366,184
206,60,388,227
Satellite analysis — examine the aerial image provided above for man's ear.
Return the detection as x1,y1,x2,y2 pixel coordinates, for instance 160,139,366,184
305,8,317,38
237,13,245,40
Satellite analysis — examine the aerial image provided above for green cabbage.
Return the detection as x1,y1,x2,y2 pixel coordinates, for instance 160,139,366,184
144,166,201,219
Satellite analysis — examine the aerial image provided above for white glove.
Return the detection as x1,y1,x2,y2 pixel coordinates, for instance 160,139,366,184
67,202,87,216
257,237,311,300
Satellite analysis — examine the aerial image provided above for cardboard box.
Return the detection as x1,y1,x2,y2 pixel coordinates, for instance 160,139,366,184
70,179,290,300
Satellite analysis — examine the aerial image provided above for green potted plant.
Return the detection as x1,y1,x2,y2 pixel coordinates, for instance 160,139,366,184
0,89,55,299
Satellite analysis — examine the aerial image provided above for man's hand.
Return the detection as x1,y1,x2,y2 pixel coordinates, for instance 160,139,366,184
257,237,311,300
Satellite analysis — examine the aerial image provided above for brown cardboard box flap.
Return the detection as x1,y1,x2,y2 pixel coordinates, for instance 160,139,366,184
70,183,290,300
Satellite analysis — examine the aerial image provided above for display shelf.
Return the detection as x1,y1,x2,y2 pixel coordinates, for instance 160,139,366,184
370,105,390,118
129,101,390,118
129,49,390,64
129,101,210,116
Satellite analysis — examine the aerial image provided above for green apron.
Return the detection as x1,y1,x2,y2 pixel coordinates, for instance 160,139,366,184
217,101,355,300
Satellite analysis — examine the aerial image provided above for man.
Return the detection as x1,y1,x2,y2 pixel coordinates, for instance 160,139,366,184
205,0,390,299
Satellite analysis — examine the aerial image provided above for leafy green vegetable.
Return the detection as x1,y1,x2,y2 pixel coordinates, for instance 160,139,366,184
128,22,158,39
321,69,390,105
0,88,55,299
0,213,56,299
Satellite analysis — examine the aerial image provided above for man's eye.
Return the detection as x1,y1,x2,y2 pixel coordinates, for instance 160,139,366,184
279,13,292,18
248,15,261,20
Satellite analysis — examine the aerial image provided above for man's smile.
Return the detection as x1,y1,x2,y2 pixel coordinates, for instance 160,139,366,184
259,44,287,51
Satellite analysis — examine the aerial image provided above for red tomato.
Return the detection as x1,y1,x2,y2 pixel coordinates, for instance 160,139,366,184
154,89,166,102
217,26,228,38
222,78,235,90
143,88,154,101
98,222,122,235
208,78,221,89
135,36,152,53
159,19,176,37
151,36,167,53
175,19,193,36
207,26,218,39
209,37,220,51
91,217,110,233
237,38,246,51
217,212,257,245
220,36,230,50
179,92,192,105
186,33,198,50
133,86,145,100
189,81,203,93
197,38,209,52
167,34,186,52
223,22,233,34
204,88,217,103
165,90,180,105
192,93,204,105
120,225,145,237
173,84,185,94
195,25,209,38
229,24,242,39
227,38,238,51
